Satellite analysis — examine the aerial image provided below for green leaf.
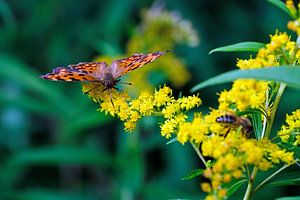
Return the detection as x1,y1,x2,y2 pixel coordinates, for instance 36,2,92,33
276,196,300,200
267,0,291,17
251,111,263,139
0,54,72,115
7,189,95,200
190,66,300,93
209,42,265,54
181,169,204,180
226,179,248,197
166,137,178,145
4,146,113,167
258,172,300,191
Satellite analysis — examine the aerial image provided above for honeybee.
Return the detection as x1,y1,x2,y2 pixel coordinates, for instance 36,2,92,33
216,112,253,136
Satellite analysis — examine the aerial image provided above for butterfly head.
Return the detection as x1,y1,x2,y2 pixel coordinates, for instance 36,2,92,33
102,72,118,89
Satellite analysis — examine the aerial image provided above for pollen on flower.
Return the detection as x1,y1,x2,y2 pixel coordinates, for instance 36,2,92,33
178,95,202,110
160,119,177,139
154,86,173,107
201,183,211,193
278,109,300,146
162,101,181,118
218,79,267,111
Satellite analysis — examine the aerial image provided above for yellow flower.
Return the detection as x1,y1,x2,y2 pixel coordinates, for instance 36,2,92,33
154,86,173,107
160,118,177,139
278,109,300,146
178,95,202,110
162,101,181,119
218,189,227,199
218,79,268,111
286,0,298,19
201,183,211,193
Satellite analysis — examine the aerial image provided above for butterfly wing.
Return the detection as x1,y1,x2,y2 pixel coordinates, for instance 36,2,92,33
68,62,102,74
114,51,167,78
40,62,109,82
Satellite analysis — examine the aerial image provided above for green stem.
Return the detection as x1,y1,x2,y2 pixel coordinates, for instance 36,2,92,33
243,167,258,200
253,164,290,193
191,142,207,167
244,83,286,200
265,83,286,138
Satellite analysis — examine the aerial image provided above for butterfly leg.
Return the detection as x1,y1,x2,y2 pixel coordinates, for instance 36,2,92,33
83,83,103,94
108,89,115,109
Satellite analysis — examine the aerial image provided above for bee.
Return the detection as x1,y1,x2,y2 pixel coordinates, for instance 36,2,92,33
216,112,253,136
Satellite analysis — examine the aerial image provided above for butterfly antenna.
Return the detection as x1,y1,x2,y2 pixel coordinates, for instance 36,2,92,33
83,83,102,94
118,81,132,86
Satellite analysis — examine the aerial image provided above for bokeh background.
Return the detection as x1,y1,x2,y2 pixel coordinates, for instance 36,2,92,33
1,0,300,199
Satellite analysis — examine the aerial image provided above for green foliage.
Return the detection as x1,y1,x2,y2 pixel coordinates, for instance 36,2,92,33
226,179,248,197
267,0,292,17
209,41,265,54
191,66,300,92
181,169,204,180
0,0,298,199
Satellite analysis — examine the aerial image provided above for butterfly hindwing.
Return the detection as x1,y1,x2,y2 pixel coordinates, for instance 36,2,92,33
40,66,97,82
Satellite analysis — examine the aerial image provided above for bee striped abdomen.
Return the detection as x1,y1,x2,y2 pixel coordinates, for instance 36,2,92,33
216,113,253,136
216,114,237,124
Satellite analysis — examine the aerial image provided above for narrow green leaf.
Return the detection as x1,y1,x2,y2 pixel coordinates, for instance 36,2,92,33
251,112,263,139
259,177,300,191
267,0,291,17
276,196,300,200
62,111,112,137
8,189,95,200
181,169,204,180
239,109,264,139
166,137,177,145
226,179,248,197
190,66,300,93
209,42,265,54
5,146,113,167
0,54,72,115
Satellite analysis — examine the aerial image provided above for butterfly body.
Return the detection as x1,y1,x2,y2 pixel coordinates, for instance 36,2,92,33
40,51,167,91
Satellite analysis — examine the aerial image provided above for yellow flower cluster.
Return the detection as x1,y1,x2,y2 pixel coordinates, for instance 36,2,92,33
84,85,201,133
218,79,268,111
201,134,294,199
278,109,300,145
197,30,299,199
286,0,300,35
219,31,298,113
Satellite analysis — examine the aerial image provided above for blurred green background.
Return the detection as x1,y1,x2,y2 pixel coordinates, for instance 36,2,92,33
1,0,300,199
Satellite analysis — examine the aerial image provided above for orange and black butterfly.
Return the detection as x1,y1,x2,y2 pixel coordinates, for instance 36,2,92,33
40,51,168,93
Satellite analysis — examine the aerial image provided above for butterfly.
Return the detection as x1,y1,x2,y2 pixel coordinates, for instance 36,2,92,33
40,51,168,94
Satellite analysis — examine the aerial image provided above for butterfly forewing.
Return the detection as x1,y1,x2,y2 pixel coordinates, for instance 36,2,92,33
68,62,104,74
40,66,98,82
116,51,166,77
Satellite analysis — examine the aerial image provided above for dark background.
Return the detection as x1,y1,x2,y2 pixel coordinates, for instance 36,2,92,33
1,0,300,199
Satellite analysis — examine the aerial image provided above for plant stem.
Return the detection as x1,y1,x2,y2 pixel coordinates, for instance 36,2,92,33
244,83,286,200
253,164,290,193
265,83,286,138
191,142,207,167
243,167,258,200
